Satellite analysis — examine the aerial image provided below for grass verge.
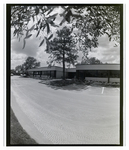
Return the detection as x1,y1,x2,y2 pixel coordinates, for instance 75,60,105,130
40,79,120,88
10,108,38,145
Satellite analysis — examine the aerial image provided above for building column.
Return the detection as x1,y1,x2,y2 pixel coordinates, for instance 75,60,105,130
40,71,41,77
108,70,110,83
54,71,56,78
76,70,79,79
50,71,51,78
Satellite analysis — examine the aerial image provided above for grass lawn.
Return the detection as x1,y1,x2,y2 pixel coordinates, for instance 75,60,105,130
10,108,38,145
39,79,120,88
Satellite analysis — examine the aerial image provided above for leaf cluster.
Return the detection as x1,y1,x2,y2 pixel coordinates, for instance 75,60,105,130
11,5,120,51
11,6,58,48
45,26,78,66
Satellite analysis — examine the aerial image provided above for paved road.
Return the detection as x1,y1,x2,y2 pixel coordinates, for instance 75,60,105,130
11,76,120,144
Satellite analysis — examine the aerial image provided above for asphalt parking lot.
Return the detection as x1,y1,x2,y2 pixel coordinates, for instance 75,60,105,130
11,76,120,144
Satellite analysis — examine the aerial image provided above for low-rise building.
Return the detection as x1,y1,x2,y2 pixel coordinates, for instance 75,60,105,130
76,64,120,83
27,64,120,83
27,66,64,79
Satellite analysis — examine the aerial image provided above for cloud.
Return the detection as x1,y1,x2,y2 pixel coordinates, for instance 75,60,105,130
77,34,120,64
12,33,41,56
11,52,27,69
11,9,120,69
36,48,50,66
87,35,120,64
11,33,120,69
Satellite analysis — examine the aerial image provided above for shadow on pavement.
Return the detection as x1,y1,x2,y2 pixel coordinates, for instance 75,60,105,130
38,79,120,91
39,79,89,91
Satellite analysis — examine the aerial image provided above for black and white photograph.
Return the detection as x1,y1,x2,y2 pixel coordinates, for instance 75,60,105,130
6,4,123,146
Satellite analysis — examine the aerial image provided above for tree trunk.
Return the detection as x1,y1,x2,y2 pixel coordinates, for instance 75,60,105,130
63,50,65,80
108,70,110,83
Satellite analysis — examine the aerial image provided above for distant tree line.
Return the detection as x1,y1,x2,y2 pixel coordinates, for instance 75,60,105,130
81,57,103,64
12,55,108,76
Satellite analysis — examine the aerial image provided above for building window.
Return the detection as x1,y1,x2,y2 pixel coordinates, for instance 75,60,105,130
110,70,120,78
85,70,108,78
77,70,120,79
42,71,45,75
47,71,50,76
78,70,109,78
85,70,98,77
29,71,33,75
51,71,54,76
33,71,38,75
42,71,51,76
38,71,42,75
97,70,108,77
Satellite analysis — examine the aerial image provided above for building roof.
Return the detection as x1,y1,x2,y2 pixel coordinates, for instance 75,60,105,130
76,64,120,70
66,68,76,72
76,63,120,65
27,64,120,72
27,66,63,71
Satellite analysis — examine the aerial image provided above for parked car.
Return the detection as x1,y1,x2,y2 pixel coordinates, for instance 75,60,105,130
20,73,27,77
23,74,27,77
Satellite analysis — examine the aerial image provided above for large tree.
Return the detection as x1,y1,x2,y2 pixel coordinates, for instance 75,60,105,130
10,5,121,52
22,57,40,73
11,69,16,75
45,26,78,79
15,57,40,74
15,65,22,74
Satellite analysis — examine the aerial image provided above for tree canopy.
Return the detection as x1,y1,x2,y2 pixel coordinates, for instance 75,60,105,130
11,5,121,51
46,26,78,79
15,65,22,74
81,57,102,64
15,56,40,74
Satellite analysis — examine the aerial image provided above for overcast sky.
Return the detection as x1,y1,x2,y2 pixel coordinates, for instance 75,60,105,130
11,6,120,69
